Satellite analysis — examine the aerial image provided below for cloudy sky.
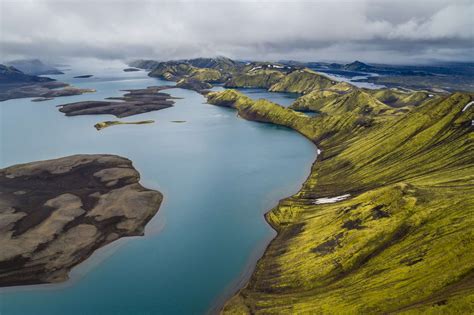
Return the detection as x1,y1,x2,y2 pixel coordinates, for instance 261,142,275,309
1,0,473,64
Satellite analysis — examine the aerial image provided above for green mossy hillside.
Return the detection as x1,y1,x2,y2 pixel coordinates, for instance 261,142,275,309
368,89,440,107
268,69,336,93
224,70,285,89
186,56,239,73
190,68,222,82
149,62,195,81
146,58,352,97
290,85,438,113
289,89,344,112
207,89,474,314
209,89,403,144
149,61,223,83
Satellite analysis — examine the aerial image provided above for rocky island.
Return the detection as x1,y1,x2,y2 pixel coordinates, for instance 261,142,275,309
0,154,163,287
73,74,93,78
0,64,94,102
94,120,155,130
58,86,176,118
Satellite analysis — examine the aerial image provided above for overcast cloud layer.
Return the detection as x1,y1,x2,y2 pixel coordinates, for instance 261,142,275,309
1,0,473,64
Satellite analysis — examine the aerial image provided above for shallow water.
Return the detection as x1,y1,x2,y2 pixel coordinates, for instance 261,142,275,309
0,63,316,314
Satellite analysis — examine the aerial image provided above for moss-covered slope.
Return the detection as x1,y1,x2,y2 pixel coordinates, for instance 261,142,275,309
368,89,440,107
268,69,336,94
224,70,285,89
207,89,474,314
149,61,223,83
290,85,441,115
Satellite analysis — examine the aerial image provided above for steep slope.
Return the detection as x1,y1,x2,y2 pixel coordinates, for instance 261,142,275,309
368,89,439,107
148,61,224,83
289,82,355,112
189,68,222,82
225,69,285,89
268,69,336,93
207,89,474,314
291,85,438,113
148,61,196,80
185,56,240,72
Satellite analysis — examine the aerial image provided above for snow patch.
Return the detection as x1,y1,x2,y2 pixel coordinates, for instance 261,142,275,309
462,101,473,112
313,194,350,204
249,66,262,72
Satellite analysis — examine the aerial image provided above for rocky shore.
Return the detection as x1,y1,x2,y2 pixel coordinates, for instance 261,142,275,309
0,154,163,287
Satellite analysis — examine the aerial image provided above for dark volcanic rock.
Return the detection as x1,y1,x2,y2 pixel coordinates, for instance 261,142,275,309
58,86,176,118
0,154,163,287
74,74,93,78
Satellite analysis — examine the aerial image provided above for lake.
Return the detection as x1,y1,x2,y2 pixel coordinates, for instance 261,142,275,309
0,62,316,315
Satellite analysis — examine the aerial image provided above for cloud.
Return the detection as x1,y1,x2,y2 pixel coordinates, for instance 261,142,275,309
1,0,473,64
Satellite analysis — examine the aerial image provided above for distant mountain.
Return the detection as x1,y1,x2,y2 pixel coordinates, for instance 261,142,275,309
0,64,53,85
6,59,63,75
184,56,241,72
130,56,243,73
0,64,95,101
128,59,161,70
343,60,375,72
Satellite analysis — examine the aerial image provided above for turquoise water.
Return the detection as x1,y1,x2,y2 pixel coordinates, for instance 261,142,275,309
0,64,316,315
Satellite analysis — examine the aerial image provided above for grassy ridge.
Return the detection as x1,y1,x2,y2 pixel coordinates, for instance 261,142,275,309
207,88,474,314
224,70,285,89
268,69,335,93
149,62,223,82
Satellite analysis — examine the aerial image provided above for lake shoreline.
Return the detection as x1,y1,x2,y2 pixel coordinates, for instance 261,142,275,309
0,64,318,314
203,91,320,314
206,86,473,313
